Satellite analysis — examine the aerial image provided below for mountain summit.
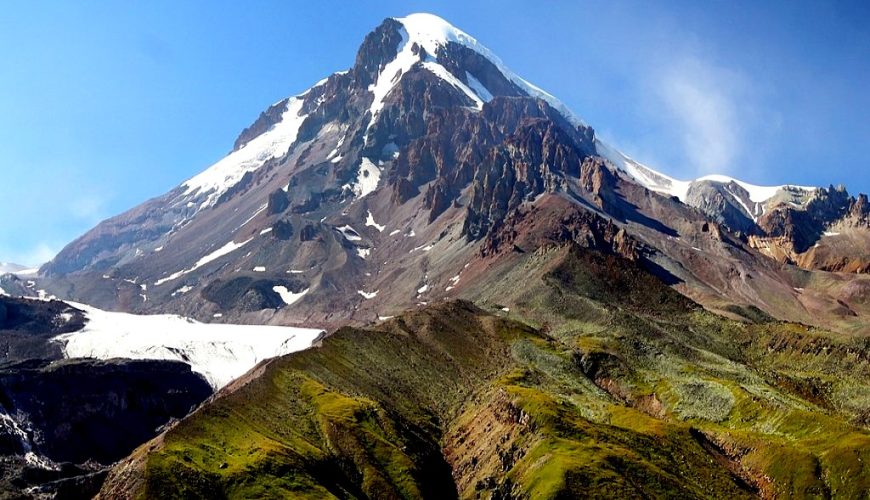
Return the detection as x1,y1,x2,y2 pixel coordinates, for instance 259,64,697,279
33,13,870,333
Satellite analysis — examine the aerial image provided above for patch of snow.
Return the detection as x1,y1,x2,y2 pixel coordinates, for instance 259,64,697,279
358,290,378,299
382,142,400,159
389,229,401,236
344,158,381,198
155,237,254,286
260,227,273,235
154,246,164,252
696,174,813,204
336,225,362,242
411,243,434,253
724,183,758,221
236,204,268,231
823,231,841,237
0,410,58,471
417,284,430,294
54,302,323,389
273,286,309,306
501,307,510,312
171,285,193,297
213,313,223,318
365,211,386,232
356,248,371,259
287,269,304,274
378,315,394,321
326,134,346,161
365,32,416,142
253,266,266,272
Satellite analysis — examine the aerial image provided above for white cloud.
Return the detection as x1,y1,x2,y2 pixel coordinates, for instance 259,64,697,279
0,242,58,268
654,56,751,176
70,194,110,224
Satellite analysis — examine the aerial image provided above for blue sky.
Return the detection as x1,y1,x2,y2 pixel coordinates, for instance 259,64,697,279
1,1,868,266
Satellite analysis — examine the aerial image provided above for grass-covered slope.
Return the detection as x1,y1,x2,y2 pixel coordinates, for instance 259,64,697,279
101,244,870,499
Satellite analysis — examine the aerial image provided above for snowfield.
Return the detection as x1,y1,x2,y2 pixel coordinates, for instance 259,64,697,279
53,302,323,389
182,96,308,211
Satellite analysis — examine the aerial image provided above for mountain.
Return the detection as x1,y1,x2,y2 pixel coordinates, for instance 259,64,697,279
10,12,870,498
34,14,869,336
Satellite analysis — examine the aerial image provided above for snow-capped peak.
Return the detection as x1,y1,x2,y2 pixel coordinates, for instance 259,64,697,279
0,262,28,274
394,13,478,55
395,14,583,126
363,13,585,139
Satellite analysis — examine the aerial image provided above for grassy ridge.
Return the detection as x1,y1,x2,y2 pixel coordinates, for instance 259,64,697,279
111,244,870,498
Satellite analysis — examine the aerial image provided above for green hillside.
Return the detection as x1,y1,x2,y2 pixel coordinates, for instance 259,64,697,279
101,244,870,498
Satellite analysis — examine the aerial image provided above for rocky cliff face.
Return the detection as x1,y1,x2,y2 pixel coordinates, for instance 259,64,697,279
0,358,211,465
747,185,870,271
0,296,213,498
0,296,84,364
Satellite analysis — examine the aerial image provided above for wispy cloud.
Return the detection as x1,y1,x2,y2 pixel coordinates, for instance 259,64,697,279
654,56,749,176
70,193,111,225
0,242,59,268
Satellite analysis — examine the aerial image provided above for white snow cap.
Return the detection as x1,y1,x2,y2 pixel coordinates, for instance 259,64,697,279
396,13,584,120
394,13,583,125
363,13,586,135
